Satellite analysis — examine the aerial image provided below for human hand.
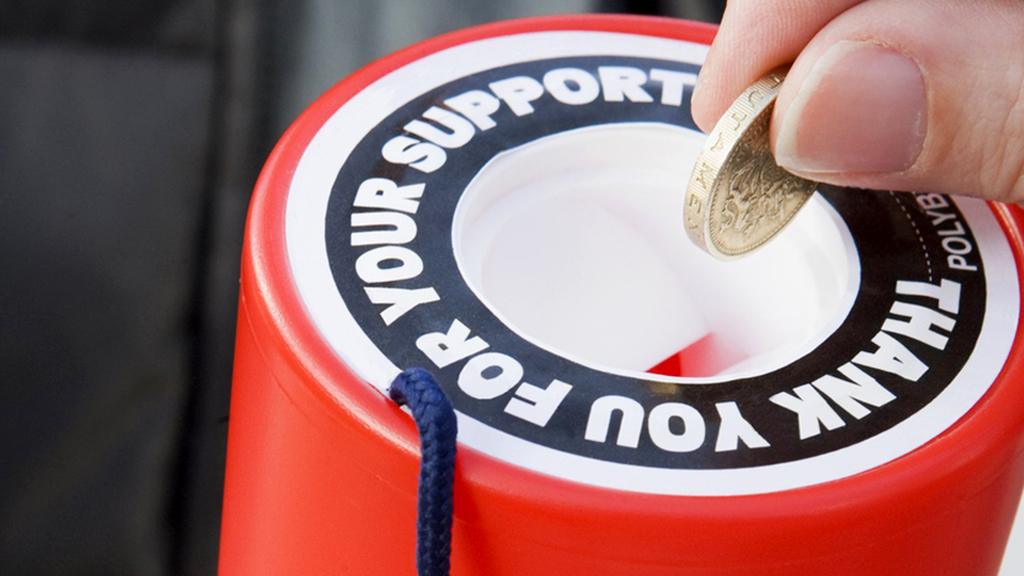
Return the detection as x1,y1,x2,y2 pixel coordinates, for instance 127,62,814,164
691,0,1024,203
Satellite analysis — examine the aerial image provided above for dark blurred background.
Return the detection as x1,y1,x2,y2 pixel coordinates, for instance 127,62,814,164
0,1,723,574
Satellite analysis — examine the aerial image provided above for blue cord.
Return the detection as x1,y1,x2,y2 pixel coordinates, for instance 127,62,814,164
389,368,458,576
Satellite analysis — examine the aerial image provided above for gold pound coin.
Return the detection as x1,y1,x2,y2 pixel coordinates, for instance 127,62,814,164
684,71,816,259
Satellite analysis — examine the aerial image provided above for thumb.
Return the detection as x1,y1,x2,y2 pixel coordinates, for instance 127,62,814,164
770,0,1024,203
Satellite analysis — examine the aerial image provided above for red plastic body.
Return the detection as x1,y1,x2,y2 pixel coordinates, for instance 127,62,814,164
219,15,1024,575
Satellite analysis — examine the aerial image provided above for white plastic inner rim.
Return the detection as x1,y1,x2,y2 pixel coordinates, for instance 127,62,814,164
452,123,860,382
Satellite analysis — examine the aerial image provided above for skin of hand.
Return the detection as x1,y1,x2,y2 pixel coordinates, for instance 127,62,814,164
690,0,1024,203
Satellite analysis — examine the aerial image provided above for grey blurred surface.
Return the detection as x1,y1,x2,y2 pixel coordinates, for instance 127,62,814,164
0,44,212,575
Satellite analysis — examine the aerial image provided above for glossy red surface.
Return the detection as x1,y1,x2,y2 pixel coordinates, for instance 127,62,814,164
219,15,1024,575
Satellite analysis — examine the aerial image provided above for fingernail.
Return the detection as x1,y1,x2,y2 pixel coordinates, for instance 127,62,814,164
775,40,927,175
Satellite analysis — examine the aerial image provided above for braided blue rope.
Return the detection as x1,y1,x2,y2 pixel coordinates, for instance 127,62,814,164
389,368,458,576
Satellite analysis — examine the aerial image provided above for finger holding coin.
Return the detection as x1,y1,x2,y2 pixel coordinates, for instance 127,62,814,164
693,0,1024,204
685,71,817,259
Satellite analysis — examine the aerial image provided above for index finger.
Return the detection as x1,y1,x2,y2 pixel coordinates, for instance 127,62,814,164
691,0,864,132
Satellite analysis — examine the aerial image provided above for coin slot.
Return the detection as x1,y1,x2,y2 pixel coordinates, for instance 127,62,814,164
452,123,859,381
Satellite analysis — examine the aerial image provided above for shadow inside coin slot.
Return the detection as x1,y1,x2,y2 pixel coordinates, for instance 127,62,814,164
453,123,860,381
